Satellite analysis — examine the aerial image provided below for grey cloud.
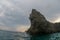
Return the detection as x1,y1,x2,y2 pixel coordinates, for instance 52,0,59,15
0,9,29,27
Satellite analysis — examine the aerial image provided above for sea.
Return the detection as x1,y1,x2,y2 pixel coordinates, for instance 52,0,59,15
0,30,60,40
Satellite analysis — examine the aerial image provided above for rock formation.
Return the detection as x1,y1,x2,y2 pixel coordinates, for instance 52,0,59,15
26,9,60,35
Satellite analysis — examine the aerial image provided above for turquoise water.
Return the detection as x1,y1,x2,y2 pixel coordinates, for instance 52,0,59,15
0,30,60,40
30,33,60,40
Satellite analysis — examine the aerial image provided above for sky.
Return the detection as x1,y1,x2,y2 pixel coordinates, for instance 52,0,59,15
0,0,60,32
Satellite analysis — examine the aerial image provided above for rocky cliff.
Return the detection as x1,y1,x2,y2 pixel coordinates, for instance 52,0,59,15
27,9,60,35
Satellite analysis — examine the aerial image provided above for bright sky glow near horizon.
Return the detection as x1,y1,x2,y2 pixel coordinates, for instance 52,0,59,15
0,0,60,32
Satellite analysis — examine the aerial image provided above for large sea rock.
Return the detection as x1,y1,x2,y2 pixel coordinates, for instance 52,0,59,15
27,9,60,35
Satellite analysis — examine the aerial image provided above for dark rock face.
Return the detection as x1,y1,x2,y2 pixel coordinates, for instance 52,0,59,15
27,9,60,35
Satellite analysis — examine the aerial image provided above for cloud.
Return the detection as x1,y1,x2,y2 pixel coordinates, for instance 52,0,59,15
0,11,5,17
0,25,30,32
0,26,15,31
54,18,60,23
15,25,30,32
0,0,30,27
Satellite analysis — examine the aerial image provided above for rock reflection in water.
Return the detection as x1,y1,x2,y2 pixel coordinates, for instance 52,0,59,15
30,33,60,40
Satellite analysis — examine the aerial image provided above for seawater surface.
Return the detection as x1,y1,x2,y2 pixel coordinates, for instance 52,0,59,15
0,30,60,40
